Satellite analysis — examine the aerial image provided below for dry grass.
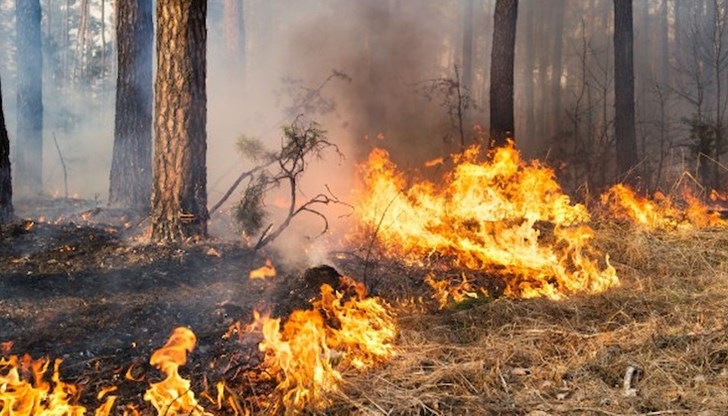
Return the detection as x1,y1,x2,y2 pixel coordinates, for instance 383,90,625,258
329,223,728,415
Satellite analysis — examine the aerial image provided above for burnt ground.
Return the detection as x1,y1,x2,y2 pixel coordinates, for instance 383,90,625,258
0,197,340,413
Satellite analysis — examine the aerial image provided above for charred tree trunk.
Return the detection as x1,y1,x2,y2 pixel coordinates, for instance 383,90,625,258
490,0,518,146
109,0,153,211
223,0,246,80
15,0,44,196
0,75,13,223
151,0,208,242
614,0,639,182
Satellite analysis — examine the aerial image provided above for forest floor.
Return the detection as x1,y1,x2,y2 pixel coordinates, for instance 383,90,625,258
1,198,728,415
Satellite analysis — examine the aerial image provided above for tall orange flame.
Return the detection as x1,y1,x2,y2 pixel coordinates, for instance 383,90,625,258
253,278,396,413
354,142,618,302
143,327,211,416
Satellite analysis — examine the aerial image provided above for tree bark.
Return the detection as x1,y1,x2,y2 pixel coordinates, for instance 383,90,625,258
109,0,153,211
613,0,639,181
0,75,13,223
151,0,208,242
15,0,44,196
490,0,518,146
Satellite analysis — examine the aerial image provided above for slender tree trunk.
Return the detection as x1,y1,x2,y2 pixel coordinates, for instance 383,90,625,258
223,0,246,80
0,75,13,223
15,0,44,196
490,0,518,146
661,0,669,87
462,0,475,93
461,0,475,142
101,0,107,78
523,0,535,144
151,0,208,242
613,0,639,181
76,0,90,81
365,0,390,140
109,0,153,211
550,0,566,136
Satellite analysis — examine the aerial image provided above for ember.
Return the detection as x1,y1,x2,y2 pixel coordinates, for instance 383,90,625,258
248,259,276,280
354,142,618,303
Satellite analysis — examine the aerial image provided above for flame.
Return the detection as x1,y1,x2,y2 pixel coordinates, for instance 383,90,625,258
249,259,276,280
0,355,87,415
425,273,479,309
354,142,618,302
600,184,724,229
143,327,211,416
253,278,396,412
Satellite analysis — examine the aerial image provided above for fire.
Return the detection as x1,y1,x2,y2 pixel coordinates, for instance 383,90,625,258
0,355,87,415
249,259,276,280
252,277,396,412
143,327,212,416
600,184,724,229
354,142,618,301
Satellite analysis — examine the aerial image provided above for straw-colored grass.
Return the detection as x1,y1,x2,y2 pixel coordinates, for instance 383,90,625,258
329,223,728,415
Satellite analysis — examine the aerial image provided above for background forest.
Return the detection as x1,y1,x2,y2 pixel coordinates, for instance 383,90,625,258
1,0,726,206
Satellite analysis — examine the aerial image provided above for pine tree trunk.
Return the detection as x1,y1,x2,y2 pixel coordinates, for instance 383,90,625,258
109,0,153,212
613,0,639,181
151,0,208,242
15,0,43,196
490,0,518,146
550,0,565,135
0,75,13,223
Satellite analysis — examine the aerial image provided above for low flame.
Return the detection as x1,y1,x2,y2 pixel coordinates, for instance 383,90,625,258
143,327,211,416
354,142,618,302
249,259,276,280
0,355,87,415
252,277,396,412
600,184,724,229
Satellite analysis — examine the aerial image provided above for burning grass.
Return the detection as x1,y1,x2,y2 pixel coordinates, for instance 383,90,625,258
330,224,728,415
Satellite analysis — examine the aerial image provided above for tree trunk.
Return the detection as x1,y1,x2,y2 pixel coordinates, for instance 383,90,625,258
523,0,535,144
223,0,246,80
550,0,566,136
461,0,475,142
109,0,153,212
76,0,90,81
0,75,13,223
151,0,208,242
490,0,518,146
661,0,669,87
365,0,390,140
613,0,639,181
15,0,44,196
462,0,475,93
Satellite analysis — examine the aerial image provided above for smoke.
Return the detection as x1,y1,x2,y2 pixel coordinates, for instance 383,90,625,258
0,0,480,259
